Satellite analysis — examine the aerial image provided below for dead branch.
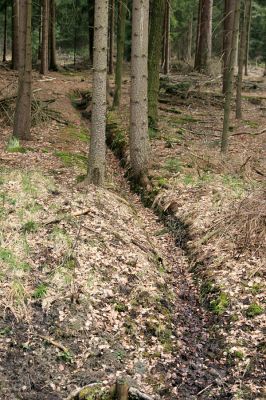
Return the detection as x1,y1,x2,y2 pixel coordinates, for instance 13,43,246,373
38,335,69,353
44,208,91,226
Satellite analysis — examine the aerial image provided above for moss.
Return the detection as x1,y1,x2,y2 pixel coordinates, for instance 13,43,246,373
77,384,114,400
209,292,229,315
114,302,128,312
250,283,263,295
54,150,87,168
63,124,89,142
6,137,27,153
246,303,264,318
243,119,259,129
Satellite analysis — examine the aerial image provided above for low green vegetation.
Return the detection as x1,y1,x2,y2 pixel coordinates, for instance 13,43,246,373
21,220,38,233
164,157,181,173
6,137,27,154
32,283,48,299
246,303,264,318
54,150,87,168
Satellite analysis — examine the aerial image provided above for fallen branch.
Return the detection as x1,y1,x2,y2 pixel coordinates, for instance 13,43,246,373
44,208,91,226
38,334,69,353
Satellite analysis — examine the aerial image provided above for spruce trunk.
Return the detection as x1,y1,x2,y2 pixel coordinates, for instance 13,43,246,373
88,0,109,185
130,0,150,182
113,0,127,108
13,0,32,140
12,0,20,69
108,0,115,74
148,0,165,128
244,0,252,76
49,0,57,71
194,0,213,74
221,0,240,153
3,1,7,63
223,0,236,93
40,0,49,74
236,0,251,119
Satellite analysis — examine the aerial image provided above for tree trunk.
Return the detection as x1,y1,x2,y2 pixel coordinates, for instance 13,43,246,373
88,0,95,66
38,1,42,61
186,13,193,63
222,0,236,93
3,1,7,62
49,0,57,70
130,0,150,182
236,0,251,119
12,0,20,69
40,0,49,74
221,0,240,153
113,0,127,108
74,0,79,66
108,0,114,74
244,0,252,76
194,0,213,74
148,0,165,128
162,0,170,75
88,0,109,185
13,0,32,140
195,0,202,64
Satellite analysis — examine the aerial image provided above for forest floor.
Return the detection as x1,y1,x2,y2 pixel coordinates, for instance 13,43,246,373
0,64,265,400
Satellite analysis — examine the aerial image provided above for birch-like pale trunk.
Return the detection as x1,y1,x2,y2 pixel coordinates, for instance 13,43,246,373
130,0,150,182
88,0,109,185
13,0,32,140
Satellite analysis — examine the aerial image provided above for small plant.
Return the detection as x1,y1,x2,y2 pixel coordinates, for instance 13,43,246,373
246,303,264,318
6,137,27,153
33,283,48,299
57,350,73,363
164,157,181,173
114,302,128,312
22,220,38,233
209,292,229,315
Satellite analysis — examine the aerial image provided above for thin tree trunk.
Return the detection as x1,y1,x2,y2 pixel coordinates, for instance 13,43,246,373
148,0,165,127
130,0,150,182
163,0,170,75
3,1,7,62
194,0,213,74
13,0,32,140
74,0,79,66
195,0,202,65
38,1,42,61
186,13,193,62
221,0,240,153
12,0,20,69
223,0,236,93
40,0,49,74
236,0,251,119
49,0,57,70
108,0,114,74
244,0,252,76
113,0,127,108
88,0,109,185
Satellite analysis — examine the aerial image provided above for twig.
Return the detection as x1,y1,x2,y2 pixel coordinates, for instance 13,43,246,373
196,383,213,396
44,208,91,226
38,334,69,353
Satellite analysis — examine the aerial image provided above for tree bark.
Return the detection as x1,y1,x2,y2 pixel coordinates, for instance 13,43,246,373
236,0,251,119
148,0,165,127
113,0,127,108
186,13,193,63
12,0,20,69
40,0,49,74
88,0,109,185
162,0,170,75
13,0,32,140
244,0,252,76
222,0,236,93
108,0,115,74
88,0,95,66
194,0,213,74
221,0,240,153
49,0,57,70
130,0,150,182
3,1,7,63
